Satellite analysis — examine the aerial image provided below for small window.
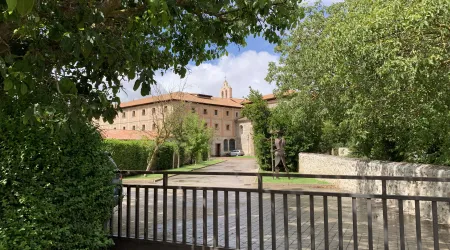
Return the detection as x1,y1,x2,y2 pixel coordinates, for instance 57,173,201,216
203,109,207,115
226,124,230,131
204,123,208,128
152,123,157,130
164,106,168,112
142,109,146,116
122,112,126,118
235,112,239,118
114,127,116,130
214,110,218,115
152,108,156,114
191,108,196,113
226,111,229,116
132,125,135,130
132,111,135,117
214,124,219,130
142,125,145,131
123,126,126,130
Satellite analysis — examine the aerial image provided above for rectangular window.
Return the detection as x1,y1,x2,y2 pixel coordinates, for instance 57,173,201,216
214,110,218,115
226,124,230,130
132,125,135,130
235,112,239,118
122,112,126,118
214,124,219,130
132,111,136,117
203,109,207,115
123,126,126,130
142,125,145,131
142,109,146,116
152,123,156,130
114,127,116,130
191,108,196,113
226,111,229,116
152,108,156,114
164,106,168,112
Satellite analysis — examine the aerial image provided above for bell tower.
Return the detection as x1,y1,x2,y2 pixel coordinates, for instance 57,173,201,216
220,79,232,99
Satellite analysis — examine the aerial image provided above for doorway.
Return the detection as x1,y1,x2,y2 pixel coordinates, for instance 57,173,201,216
215,143,221,157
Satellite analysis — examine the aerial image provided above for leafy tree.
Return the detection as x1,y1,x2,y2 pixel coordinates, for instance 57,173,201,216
268,0,450,164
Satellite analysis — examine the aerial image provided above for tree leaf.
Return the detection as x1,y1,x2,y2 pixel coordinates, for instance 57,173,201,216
16,0,34,16
6,0,17,12
20,83,28,95
4,79,13,91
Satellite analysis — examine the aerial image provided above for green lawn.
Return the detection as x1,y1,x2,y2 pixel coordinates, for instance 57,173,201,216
259,170,329,185
125,159,225,180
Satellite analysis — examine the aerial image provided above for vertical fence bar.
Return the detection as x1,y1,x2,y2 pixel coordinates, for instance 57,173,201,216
283,193,289,250
297,195,302,250
213,190,218,248
110,207,114,235
135,187,140,239
352,197,358,250
163,174,168,242
324,196,329,250
398,199,405,250
236,191,241,249
415,200,422,250
192,189,197,246
203,189,207,247
271,192,276,250
258,175,264,250
224,191,229,248
367,198,373,250
126,187,131,238
118,192,123,238
310,195,315,250
144,187,149,240
338,197,343,250
172,188,177,243
382,180,389,250
153,187,158,241
182,188,187,244
247,192,252,250
432,201,439,250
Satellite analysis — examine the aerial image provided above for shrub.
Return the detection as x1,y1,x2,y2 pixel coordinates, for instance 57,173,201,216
154,142,177,170
104,139,154,170
0,97,115,249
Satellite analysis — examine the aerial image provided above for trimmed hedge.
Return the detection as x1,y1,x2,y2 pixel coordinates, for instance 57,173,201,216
104,139,154,170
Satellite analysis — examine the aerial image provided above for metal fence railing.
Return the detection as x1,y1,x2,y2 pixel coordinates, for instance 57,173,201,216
110,171,450,250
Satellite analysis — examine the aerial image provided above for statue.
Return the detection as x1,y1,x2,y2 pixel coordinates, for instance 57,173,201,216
273,131,290,179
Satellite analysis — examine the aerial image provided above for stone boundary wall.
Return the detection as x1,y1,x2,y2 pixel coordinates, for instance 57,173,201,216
299,153,450,224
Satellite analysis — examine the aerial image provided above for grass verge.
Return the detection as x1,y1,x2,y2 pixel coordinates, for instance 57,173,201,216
259,170,329,184
124,159,225,180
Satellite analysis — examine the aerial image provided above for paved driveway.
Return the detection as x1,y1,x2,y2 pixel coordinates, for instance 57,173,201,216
112,158,450,249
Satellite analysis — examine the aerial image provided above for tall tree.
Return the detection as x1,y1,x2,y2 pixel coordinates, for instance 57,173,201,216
268,0,450,164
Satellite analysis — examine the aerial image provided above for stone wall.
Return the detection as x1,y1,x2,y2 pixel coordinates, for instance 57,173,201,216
299,153,450,224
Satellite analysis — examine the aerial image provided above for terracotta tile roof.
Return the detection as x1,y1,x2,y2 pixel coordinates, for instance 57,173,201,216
101,129,157,140
242,90,295,104
120,92,244,108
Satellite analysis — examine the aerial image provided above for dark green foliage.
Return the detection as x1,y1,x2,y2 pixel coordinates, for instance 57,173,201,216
0,93,115,250
104,139,155,170
154,142,177,170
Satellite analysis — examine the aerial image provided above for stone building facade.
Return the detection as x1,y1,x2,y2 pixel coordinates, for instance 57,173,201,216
97,81,281,156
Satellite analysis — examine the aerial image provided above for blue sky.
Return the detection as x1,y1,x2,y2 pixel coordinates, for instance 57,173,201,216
119,0,343,102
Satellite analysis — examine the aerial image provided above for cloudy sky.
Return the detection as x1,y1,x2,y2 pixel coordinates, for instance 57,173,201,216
119,0,344,102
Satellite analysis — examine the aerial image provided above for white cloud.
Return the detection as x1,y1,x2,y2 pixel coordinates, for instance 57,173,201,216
118,50,279,101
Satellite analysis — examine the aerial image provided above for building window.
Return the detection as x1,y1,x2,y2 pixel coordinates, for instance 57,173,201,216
235,112,239,118
226,124,230,131
132,125,135,130
114,127,116,130
240,125,244,134
123,126,126,130
164,106,168,112
224,139,229,151
142,125,145,131
214,110,218,115
122,112,126,118
152,108,156,114
229,139,236,151
191,108,196,113
203,109,207,115
214,124,219,130
142,109,146,116
226,111,229,116
204,123,208,128
132,111,135,117
152,123,157,130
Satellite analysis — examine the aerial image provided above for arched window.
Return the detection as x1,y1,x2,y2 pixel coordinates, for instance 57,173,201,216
240,125,244,134
229,139,236,151
221,91,224,98
224,139,229,151
225,90,228,98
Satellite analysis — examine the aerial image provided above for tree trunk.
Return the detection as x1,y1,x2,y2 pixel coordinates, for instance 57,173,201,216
146,144,159,172
177,153,180,168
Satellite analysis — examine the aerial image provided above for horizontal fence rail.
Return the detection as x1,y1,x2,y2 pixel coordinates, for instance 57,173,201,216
110,172,450,250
